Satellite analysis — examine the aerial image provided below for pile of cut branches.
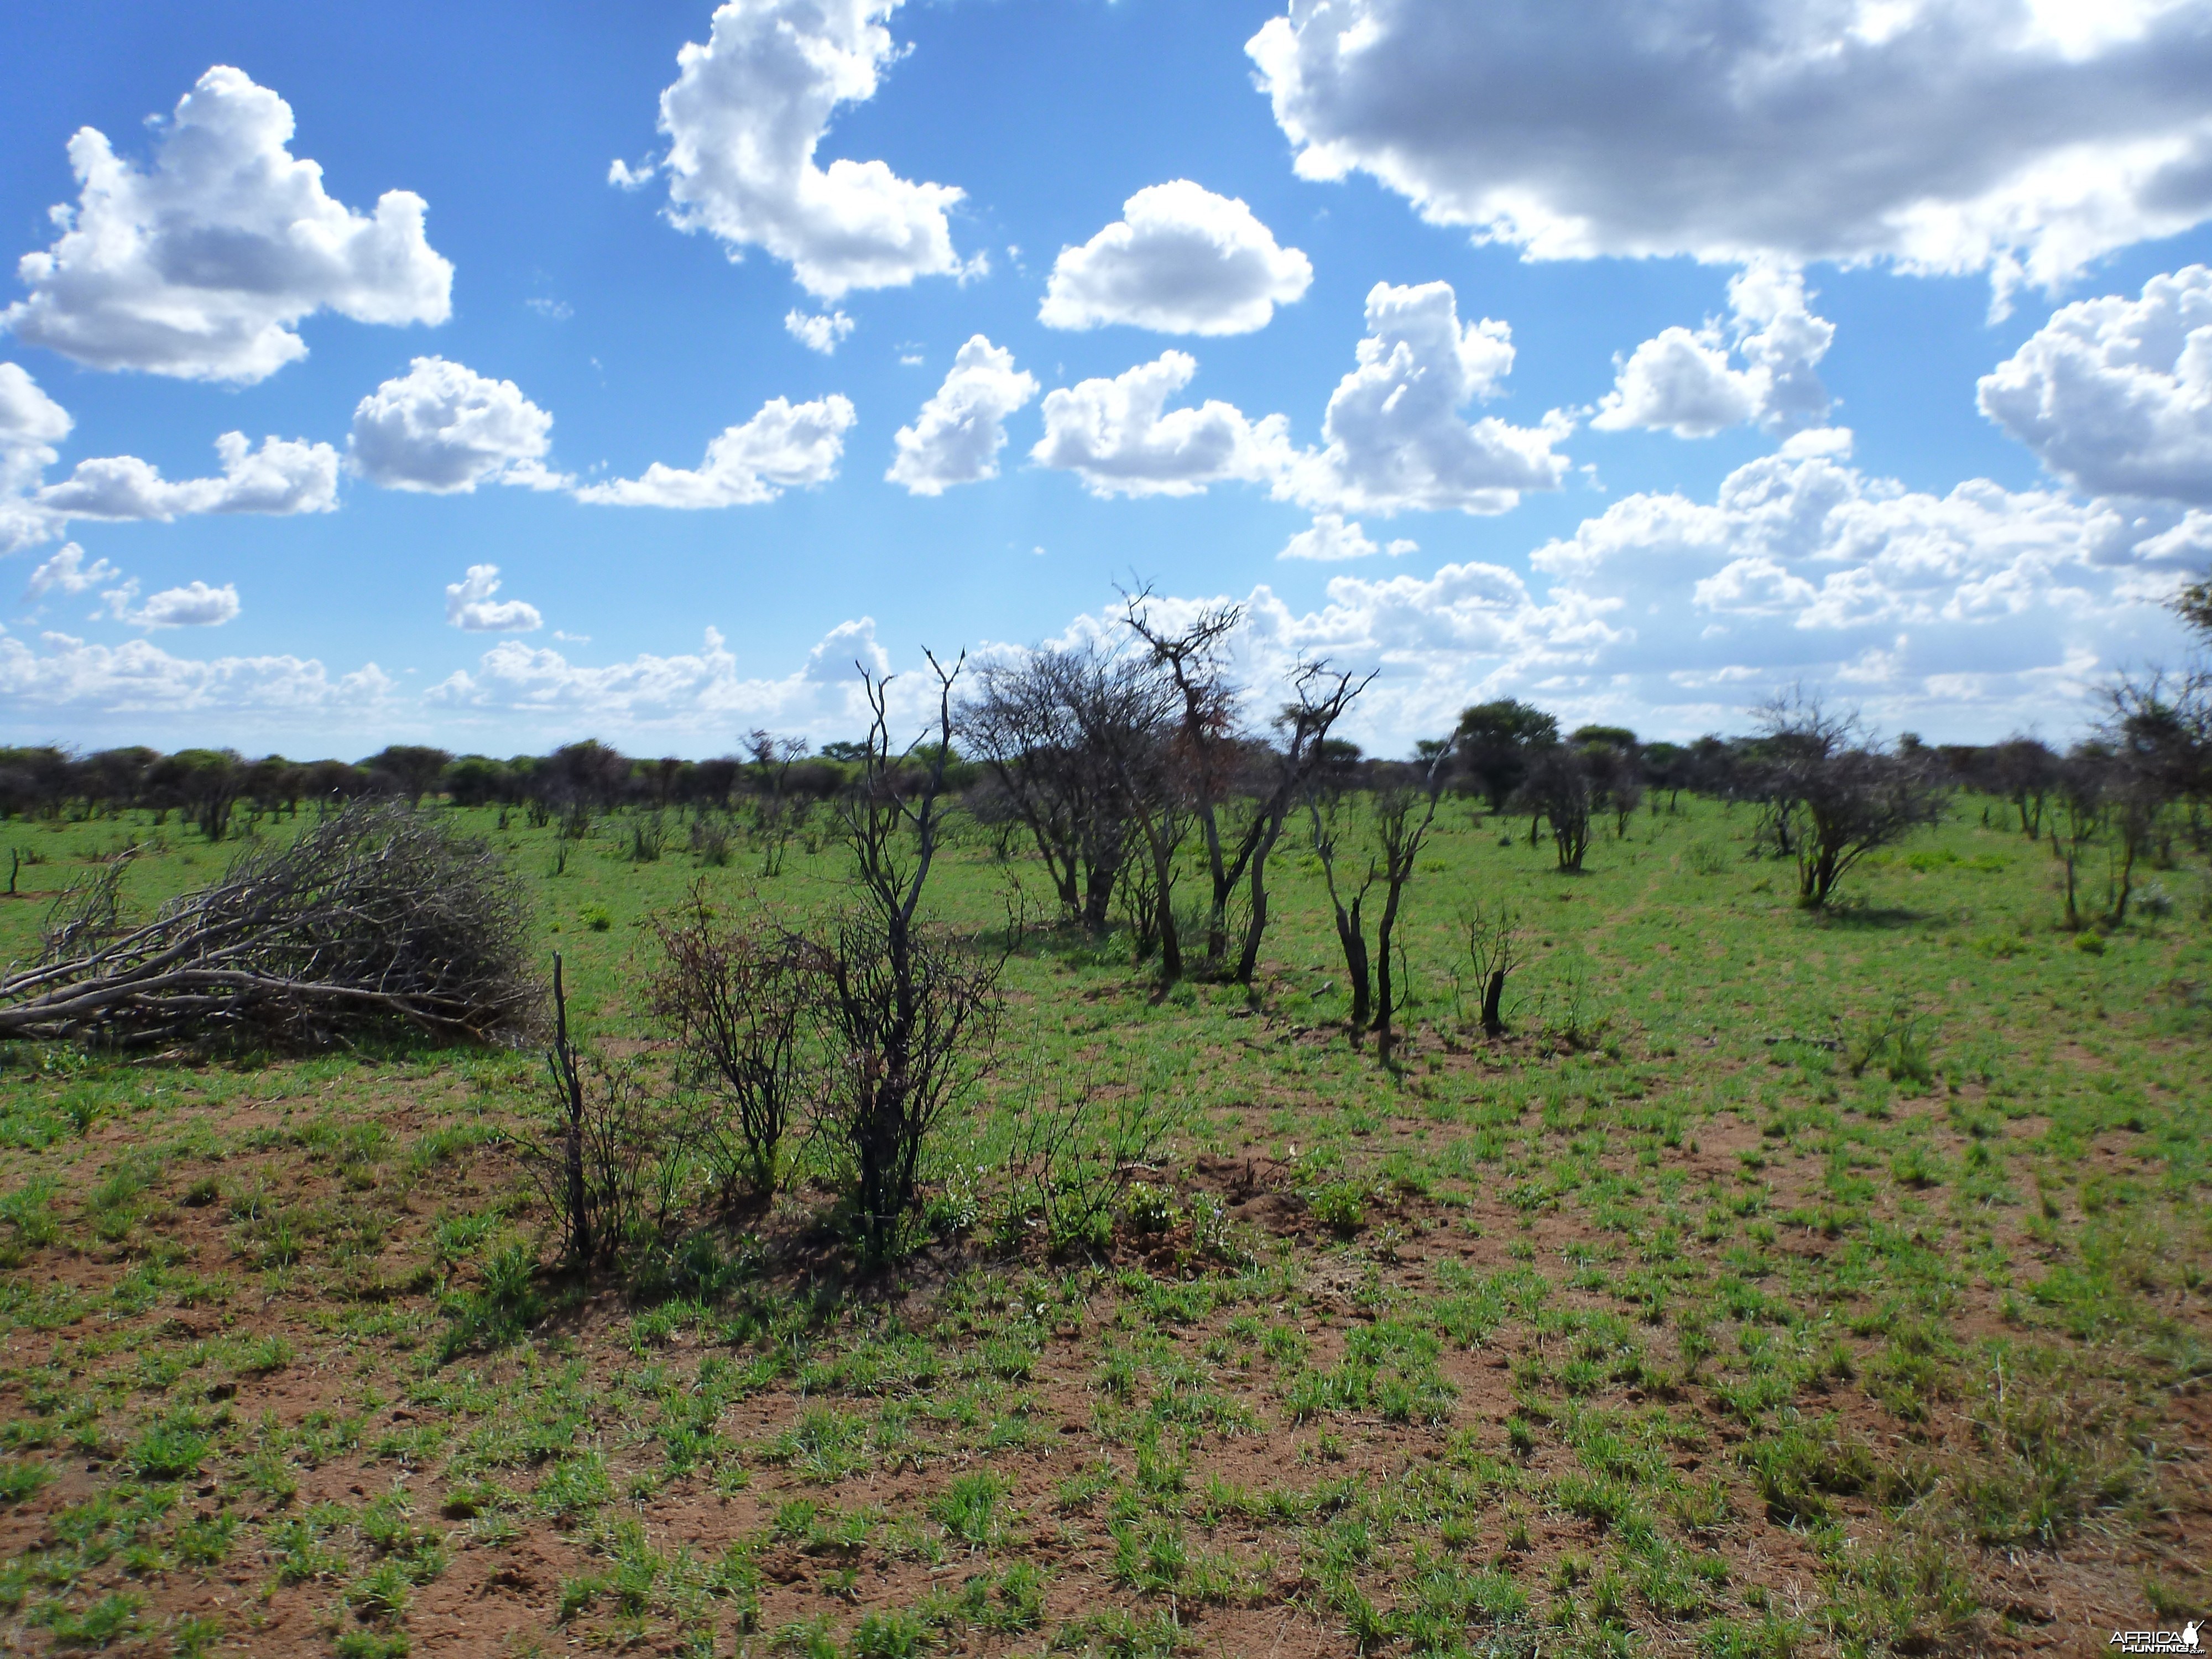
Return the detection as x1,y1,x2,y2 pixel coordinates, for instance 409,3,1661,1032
0,802,541,1048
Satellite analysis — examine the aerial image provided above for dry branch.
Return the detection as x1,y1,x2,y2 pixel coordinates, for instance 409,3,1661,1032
0,802,541,1047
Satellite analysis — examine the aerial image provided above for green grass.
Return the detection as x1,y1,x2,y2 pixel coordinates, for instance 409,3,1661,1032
0,792,2203,1652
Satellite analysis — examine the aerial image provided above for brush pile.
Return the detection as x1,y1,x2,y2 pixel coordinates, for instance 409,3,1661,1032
0,802,541,1048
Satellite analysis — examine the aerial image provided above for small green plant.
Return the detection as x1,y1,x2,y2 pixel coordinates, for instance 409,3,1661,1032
1307,1180,1368,1235
0,1458,52,1505
931,1471,1010,1547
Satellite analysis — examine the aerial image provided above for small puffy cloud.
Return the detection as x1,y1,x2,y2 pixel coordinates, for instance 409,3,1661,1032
349,357,564,493
1978,264,2212,504
1278,513,1416,561
1039,180,1313,336
1284,280,1571,516
35,433,340,523
637,0,972,299
1594,264,1835,438
2,66,451,383
1031,351,1293,498
886,335,1039,495
445,564,543,633
785,310,855,354
576,394,855,508
23,544,117,600
102,579,241,629
1247,0,2212,305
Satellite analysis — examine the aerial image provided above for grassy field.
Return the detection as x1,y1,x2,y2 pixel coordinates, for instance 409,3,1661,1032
0,792,2204,1658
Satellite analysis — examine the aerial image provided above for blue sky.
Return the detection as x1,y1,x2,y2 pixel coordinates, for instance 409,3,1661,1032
4,0,2211,758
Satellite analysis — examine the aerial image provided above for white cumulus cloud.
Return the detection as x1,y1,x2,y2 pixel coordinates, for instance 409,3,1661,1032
1278,513,1416,561
2,66,451,383
887,335,1039,495
1031,351,1294,498
427,617,906,741
35,433,340,523
1246,0,2212,307
634,0,973,299
1039,180,1313,336
1284,280,1571,515
1594,263,1835,437
1978,264,2212,504
445,564,544,633
576,394,855,508
1,363,74,553
1041,431,2199,750
0,630,392,717
785,309,856,353
23,544,117,600
0,364,72,494
349,357,565,493
101,579,241,630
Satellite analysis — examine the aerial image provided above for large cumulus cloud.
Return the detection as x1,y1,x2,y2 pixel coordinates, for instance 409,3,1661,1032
624,0,975,299
1978,264,2212,503
3,67,451,383
1247,0,2212,305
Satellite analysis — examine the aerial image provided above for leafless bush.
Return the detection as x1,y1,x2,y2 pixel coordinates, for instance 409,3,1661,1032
1001,1074,1182,1254
815,910,1003,1256
646,894,822,1200
519,959,688,1264
688,814,733,867
1751,693,1949,907
1462,895,1519,1036
1517,746,1593,871
0,801,540,1048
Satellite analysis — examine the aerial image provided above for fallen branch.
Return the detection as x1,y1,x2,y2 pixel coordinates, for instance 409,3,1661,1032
0,802,542,1048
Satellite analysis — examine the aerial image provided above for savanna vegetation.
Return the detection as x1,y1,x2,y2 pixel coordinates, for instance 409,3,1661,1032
0,599,2205,1659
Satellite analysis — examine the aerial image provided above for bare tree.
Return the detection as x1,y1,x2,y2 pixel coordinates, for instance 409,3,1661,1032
1518,745,1594,872
1305,770,1376,1035
957,644,1147,933
2051,748,2107,931
1230,664,1374,985
524,956,686,1267
831,653,1006,1258
1370,749,1452,1065
1753,693,1949,909
1989,737,2059,838
1306,743,1452,1060
2096,669,2209,922
1122,592,1246,973
743,729,810,877
1462,896,1519,1036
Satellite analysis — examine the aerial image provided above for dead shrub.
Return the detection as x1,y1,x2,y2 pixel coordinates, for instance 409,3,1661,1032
646,892,822,1201
1,801,539,1048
